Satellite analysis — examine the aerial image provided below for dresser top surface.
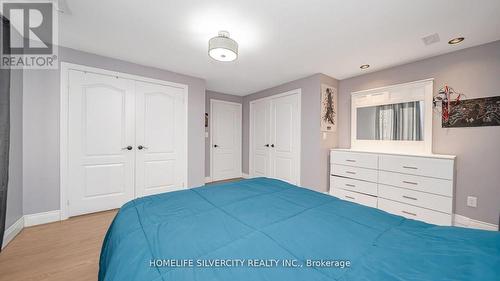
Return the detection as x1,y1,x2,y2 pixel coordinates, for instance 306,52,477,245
331,148,456,160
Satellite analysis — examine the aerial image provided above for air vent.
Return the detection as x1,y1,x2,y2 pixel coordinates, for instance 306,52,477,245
422,33,440,46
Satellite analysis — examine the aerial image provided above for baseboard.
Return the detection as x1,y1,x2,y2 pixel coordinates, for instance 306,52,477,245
204,176,212,183
241,173,250,179
2,216,24,249
24,210,61,227
453,214,498,231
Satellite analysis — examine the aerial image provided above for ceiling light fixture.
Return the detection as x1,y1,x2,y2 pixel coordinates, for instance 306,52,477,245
209,31,238,62
448,37,465,45
360,64,370,69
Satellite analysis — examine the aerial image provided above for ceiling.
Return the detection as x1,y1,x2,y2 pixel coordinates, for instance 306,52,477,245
59,0,500,96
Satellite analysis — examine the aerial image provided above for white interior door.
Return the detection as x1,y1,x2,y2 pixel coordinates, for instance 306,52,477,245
270,93,300,185
250,99,271,177
68,70,135,216
211,100,242,181
250,91,301,185
135,81,186,197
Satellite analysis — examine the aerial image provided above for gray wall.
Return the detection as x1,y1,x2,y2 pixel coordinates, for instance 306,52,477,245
5,26,24,229
22,46,206,215
242,73,338,192
5,69,23,229
338,40,500,224
205,91,243,178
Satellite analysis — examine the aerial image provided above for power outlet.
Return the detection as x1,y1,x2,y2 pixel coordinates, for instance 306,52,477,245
467,196,478,208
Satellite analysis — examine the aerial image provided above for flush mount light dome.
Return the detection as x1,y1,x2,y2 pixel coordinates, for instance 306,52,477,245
209,31,238,62
448,37,465,45
360,64,370,69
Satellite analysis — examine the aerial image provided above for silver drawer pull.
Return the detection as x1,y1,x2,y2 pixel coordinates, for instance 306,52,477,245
402,181,418,185
345,184,356,187
345,171,357,175
402,166,418,170
345,195,355,200
402,210,417,216
402,195,418,201
345,159,357,163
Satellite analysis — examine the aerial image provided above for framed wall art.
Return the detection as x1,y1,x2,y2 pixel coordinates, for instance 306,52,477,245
321,84,337,132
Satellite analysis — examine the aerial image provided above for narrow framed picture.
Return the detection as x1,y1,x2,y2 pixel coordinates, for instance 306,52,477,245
321,84,337,132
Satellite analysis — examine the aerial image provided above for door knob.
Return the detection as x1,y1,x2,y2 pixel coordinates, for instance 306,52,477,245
265,144,270,147
271,144,275,148
214,144,218,148
122,146,133,151
137,145,148,150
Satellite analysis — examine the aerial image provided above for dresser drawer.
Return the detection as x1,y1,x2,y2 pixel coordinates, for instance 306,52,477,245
379,171,453,197
331,188,377,208
379,155,454,179
378,184,452,213
331,165,378,182
331,151,378,169
330,176,377,196
378,198,452,226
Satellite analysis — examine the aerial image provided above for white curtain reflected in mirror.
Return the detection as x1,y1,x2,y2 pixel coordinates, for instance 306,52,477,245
357,101,424,141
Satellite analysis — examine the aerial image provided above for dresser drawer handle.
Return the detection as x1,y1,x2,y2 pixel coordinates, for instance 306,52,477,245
402,195,418,201
402,166,418,170
345,184,356,187
345,171,357,175
402,181,418,185
345,195,355,200
345,159,357,163
402,210,417,216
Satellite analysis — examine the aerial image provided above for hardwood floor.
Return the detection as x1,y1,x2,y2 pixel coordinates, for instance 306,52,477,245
0,210,117,281
0,180,244,280
206,177,244,185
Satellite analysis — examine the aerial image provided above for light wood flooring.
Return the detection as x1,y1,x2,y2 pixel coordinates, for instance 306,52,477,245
0,178,244,281
0,210,117,281
206,177,243,185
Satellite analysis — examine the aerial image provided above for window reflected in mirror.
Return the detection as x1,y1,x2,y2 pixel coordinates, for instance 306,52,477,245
356,101,424,141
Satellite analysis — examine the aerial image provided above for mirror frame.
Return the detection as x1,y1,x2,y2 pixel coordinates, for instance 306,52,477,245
350,79,434,154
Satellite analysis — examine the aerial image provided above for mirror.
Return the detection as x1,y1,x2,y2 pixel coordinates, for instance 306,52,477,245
356,101,424,141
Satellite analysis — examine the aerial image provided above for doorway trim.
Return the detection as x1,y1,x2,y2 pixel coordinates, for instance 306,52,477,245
59,62,188,220
209,99,242,182
248,88,301,185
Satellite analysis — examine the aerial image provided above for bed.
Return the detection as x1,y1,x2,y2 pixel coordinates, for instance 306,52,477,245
99,178,500,281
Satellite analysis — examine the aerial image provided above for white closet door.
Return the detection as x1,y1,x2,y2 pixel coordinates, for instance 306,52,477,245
68,70,135,216
134,81,186,197
270,93,300,185
250,99,271,177
211,100,242,181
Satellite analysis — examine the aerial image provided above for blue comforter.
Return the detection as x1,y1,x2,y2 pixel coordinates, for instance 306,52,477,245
99,178,500,281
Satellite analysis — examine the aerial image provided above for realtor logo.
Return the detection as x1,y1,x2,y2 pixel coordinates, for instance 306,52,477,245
1,0,58,69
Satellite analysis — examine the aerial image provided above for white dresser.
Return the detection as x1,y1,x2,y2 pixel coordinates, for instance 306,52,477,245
330,149,456,226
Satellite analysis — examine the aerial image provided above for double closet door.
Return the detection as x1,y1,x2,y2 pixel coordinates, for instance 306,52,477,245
250,91,301,185
67,70,186,217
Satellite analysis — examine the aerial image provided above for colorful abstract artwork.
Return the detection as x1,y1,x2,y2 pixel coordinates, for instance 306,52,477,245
443,96,500,128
